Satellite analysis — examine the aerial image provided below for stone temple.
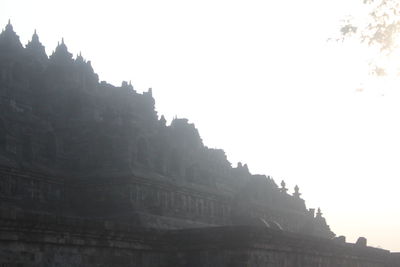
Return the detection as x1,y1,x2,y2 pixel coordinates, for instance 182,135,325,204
0,21,398,267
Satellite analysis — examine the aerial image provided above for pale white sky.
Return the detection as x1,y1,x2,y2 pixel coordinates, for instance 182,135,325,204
2,0,399,251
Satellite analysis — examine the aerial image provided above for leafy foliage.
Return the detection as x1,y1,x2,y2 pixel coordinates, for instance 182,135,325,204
342,0,400,52
339,0,400,76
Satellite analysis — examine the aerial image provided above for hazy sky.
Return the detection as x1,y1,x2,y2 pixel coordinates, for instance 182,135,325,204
2,0,399,251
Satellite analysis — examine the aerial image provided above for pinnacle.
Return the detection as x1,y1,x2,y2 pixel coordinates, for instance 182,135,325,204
32,29,39,41
0,19,23,49
5,19,13,31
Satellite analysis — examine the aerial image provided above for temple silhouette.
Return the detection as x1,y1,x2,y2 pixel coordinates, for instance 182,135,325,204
0,21,398,267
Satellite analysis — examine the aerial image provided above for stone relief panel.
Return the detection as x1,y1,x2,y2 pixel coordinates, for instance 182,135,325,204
0,169,63,203
126,182,231,224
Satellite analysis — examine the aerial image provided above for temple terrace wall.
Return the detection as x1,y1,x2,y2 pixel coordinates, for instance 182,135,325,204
0,207,396,267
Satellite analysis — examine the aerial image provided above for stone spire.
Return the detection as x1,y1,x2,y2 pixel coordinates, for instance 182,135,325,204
75,51,85,63
50,37,73,63
159,115,167,127
0,20,23,50
26,29,47,60
32,29,38,42
74,52,99,85
5,19,12,32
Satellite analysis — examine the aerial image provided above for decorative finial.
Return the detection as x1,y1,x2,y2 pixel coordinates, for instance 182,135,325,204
243,163,249,172
127,81,134,90
32,29,39,40
61,38,64,44
76,52,84,62
280,180,288,193
159,115,167,127
293,185,301,198
316,208,322,217
5,19,13,31
356,237,367,247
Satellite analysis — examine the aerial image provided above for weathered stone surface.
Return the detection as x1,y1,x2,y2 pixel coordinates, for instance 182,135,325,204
1,22,398,266
0,211,394,267
0,22,334,238
390,253,400,267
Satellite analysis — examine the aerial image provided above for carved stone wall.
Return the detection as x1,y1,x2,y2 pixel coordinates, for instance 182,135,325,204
0,166,64,212
0,210,394,267
0,21,334,239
